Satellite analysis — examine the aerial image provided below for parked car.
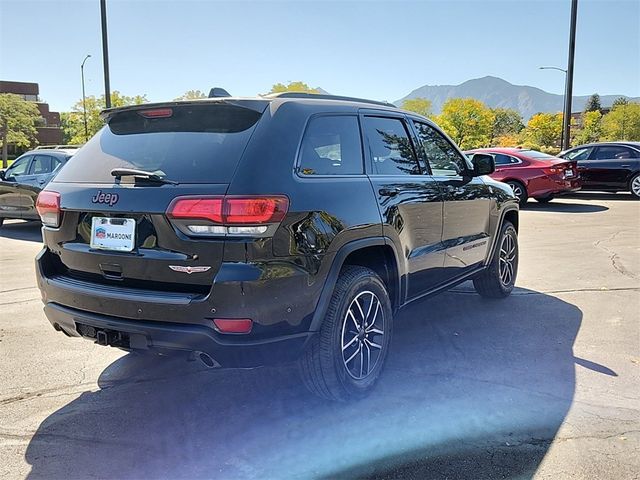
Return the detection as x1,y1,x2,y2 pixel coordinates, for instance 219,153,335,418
35,92,519,400
0,150,73,227
464,148,581,205
559,142,640,199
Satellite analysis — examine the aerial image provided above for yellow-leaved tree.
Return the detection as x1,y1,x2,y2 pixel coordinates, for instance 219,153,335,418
433,98,494,149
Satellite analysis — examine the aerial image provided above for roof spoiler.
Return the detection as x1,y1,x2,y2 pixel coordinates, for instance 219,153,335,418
209,87,231,98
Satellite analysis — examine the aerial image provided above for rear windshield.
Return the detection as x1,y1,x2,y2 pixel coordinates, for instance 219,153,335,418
519,149,556,159
53,104,262,184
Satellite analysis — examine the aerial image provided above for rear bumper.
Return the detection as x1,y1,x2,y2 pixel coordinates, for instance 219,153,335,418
44,301,312,367
532,176,582,198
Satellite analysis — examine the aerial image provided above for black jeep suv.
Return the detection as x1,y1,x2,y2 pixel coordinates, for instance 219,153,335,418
35,92,519,400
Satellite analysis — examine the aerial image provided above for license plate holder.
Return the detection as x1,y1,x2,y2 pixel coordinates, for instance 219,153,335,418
90,217,136,252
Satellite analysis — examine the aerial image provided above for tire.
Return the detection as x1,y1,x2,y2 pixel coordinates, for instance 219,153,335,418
473,220,518,299
298,265,393,401
506,181,528,206
630,173,640,199
534,196,553,204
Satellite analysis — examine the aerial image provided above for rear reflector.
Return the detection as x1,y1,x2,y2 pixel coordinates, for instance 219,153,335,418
213,318,253,334
36,191,61,227
167,195,289,226
138,108,173,119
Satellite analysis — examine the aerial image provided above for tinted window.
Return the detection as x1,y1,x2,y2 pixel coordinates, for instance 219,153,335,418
593,146,637,160
413,122,469,176
298,116,363,175
564,147,593,161
519,149,555,159
363,117,420,175
5,156,32,179
54,104,262,184
31,155,53,174
494,154,520,166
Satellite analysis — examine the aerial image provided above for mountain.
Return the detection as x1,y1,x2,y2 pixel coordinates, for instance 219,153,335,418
395,76,639,120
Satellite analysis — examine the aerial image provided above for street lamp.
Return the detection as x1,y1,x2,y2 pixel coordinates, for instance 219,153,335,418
539,66,568,151
81,54,92,143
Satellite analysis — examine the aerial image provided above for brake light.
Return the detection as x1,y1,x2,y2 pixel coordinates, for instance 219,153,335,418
213,318,253,334
167,195,289,236
543,166,562,175
36,191,61,227
138,108,173,119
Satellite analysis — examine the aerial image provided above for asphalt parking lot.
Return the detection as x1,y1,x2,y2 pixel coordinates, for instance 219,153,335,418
0,193,638,479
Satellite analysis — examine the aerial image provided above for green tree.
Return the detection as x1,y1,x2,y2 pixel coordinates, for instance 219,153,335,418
612,97,629,108
400,97,432,117
521,112,563,149
174,90,207,100
490,108,524,144
584,93,602,113
61,91,148,144
601,102,640,141
433,98,495,149
573,110,603,145
268,81,319,94
0,93,42,167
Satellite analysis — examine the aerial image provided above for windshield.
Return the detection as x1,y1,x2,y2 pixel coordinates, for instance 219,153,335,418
519,149,557,159
53,104,262,184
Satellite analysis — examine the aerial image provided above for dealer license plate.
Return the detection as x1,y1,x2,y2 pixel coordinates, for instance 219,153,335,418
90,217,136,252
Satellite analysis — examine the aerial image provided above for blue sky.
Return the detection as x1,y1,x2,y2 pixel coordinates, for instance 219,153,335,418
1,0,638,112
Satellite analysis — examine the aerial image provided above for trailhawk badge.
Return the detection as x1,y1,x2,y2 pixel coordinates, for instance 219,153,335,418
169,266,212,274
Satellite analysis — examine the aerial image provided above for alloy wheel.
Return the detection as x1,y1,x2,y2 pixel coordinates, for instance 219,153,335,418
508,182,524,199
341,291,385,380
632,176,640,197
498,232,516,287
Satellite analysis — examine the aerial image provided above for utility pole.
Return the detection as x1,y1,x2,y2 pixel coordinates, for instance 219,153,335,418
100,0,111,108
563,0,578,150
81,54,91,142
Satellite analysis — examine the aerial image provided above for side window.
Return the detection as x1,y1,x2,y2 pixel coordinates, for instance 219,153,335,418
494,154,512,166
564,147,593,161
52,157,64,173
593,146,636,160
4,156,32,180
298,116,363,175
363,116,420,175
30,155,53,175
413,122,469,176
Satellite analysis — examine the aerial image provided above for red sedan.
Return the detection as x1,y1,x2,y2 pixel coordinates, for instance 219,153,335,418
466,148,582,205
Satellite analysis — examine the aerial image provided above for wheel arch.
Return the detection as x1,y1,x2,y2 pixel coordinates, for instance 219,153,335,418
309,238,401,333
486,206,519,266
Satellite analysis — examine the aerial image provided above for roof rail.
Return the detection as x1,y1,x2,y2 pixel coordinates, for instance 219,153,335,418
264,92,395,108
34,144,82,150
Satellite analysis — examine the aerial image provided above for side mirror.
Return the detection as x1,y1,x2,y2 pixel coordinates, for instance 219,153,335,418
471,153,495,176
0,170,5,180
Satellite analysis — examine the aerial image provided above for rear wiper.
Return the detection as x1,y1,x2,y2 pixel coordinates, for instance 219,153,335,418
110,168,178,185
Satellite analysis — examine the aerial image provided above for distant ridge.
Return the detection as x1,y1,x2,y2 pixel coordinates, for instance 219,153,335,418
395,76,639,120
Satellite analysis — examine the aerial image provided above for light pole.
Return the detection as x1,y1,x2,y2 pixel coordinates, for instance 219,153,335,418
81,54,91,143
539,66,568,150
100,0,111,108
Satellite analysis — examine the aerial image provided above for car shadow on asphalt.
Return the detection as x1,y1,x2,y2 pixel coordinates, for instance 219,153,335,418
24,288,590,479
522,201,608,213
0,220,42,243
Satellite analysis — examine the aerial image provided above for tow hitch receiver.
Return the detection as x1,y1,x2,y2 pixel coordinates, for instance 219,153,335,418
77,323,130,348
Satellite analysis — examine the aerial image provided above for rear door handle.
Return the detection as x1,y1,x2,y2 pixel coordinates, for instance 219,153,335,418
621,164,631,168
379,187,400,197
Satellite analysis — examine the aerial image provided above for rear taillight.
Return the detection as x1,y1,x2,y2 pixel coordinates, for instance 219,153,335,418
543,166,562,175
167,195,289,236
36,191,61,227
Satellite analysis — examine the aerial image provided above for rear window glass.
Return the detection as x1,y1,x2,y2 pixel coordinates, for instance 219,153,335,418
53,104,262,184
519,149,555,159
298,116,363,175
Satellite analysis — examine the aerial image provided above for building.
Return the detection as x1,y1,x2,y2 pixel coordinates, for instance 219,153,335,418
0,80,64,155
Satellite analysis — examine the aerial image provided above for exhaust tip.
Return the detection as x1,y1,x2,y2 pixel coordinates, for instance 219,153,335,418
197,351,221,369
